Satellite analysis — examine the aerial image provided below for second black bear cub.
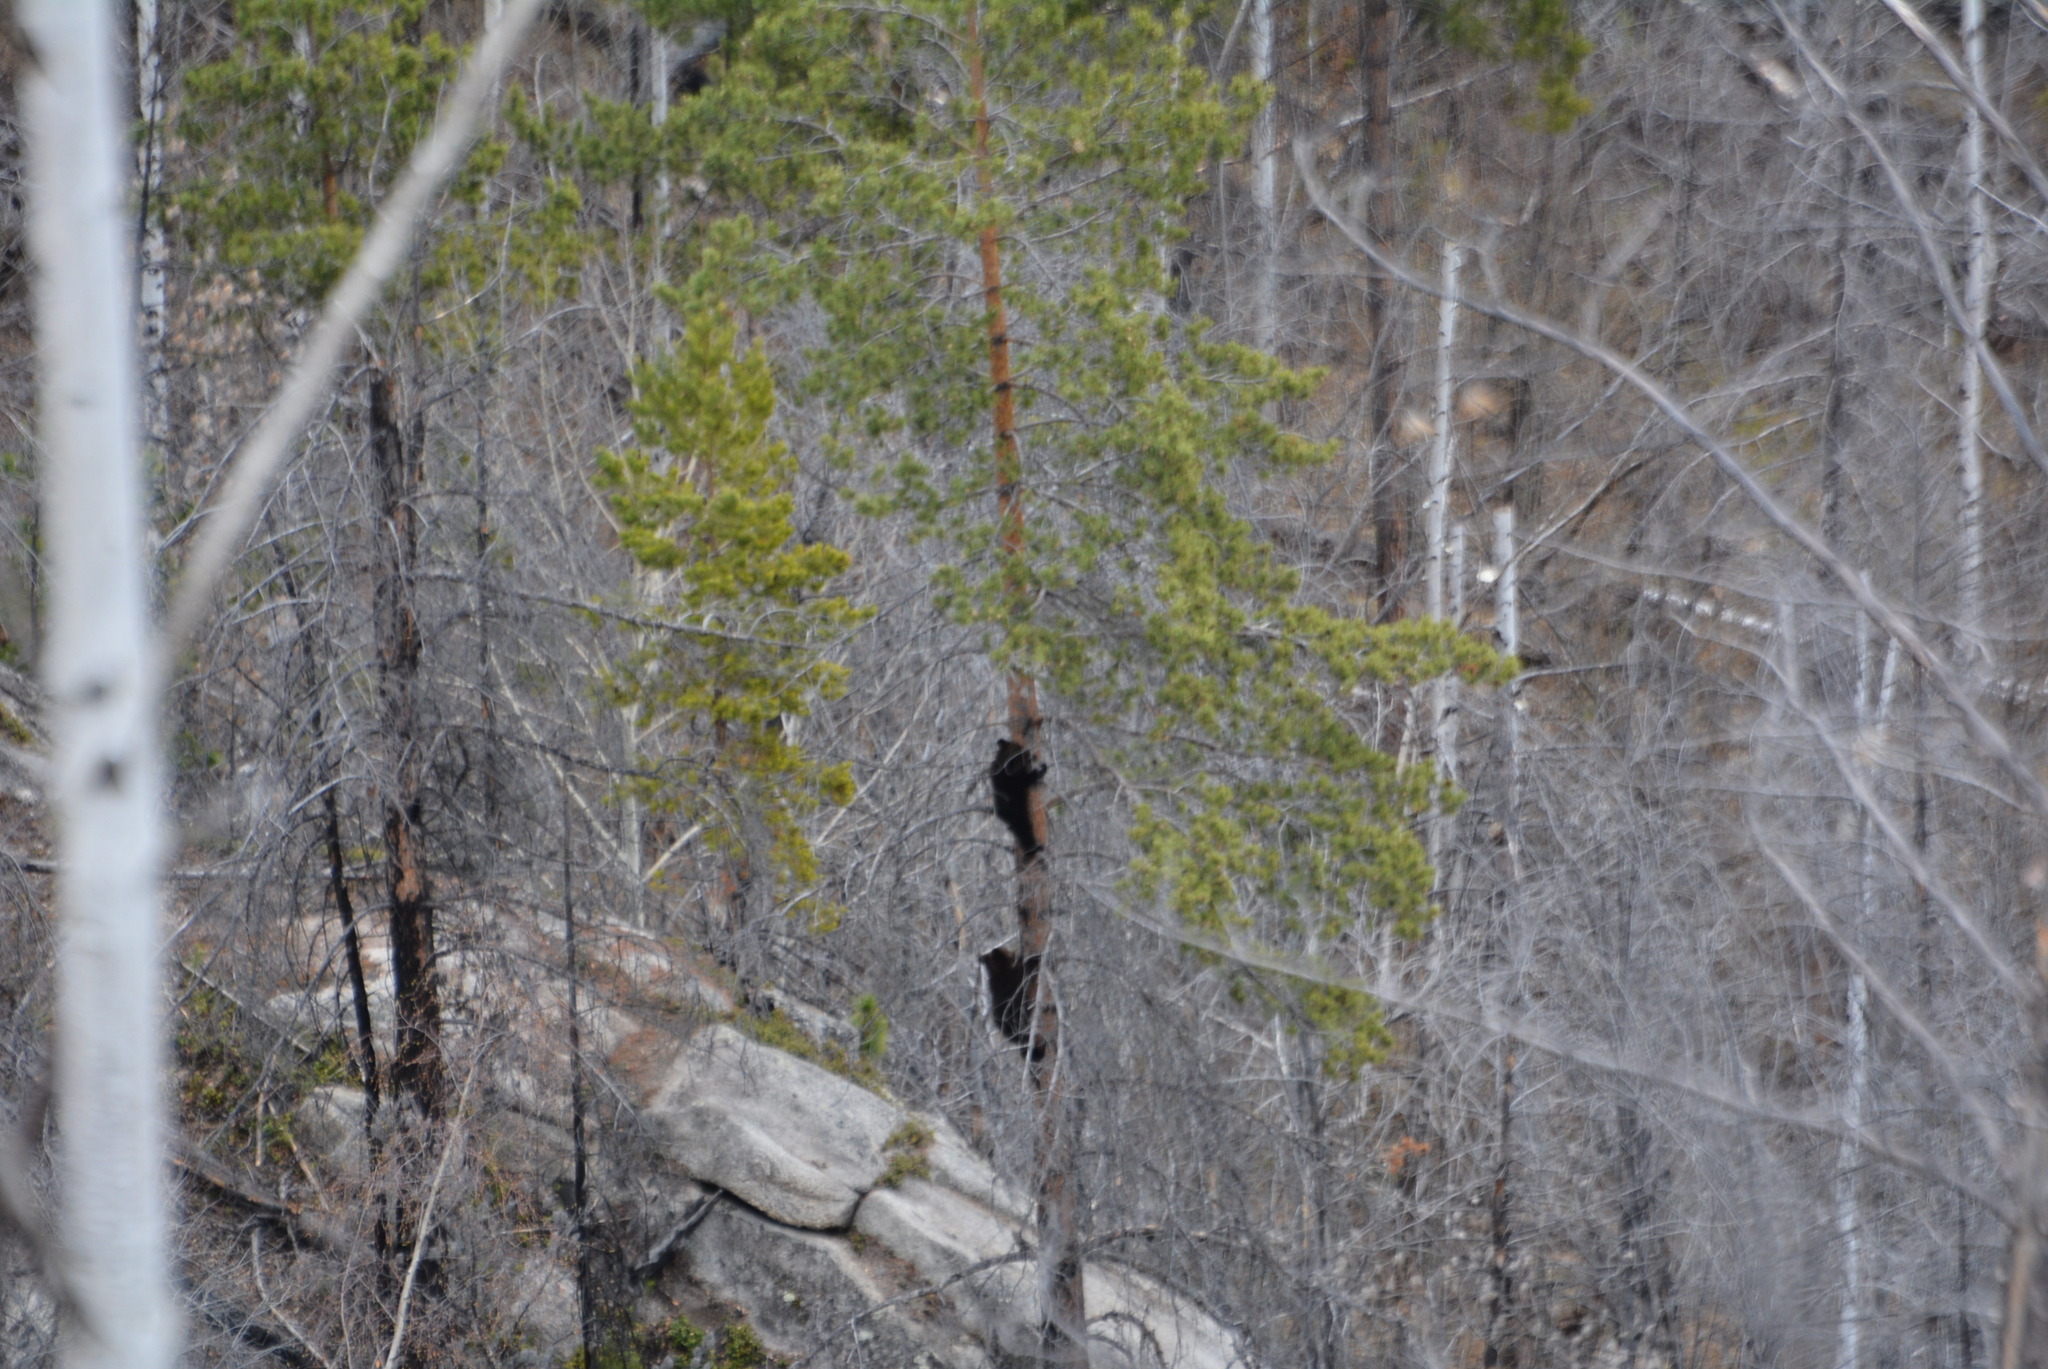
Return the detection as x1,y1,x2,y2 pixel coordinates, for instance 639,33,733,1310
979,945,1043,1056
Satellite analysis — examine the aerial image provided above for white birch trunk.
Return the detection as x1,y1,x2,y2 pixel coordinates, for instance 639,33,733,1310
1492,508,1517,664
1833,971,1868,1369
1426,244,1462,869
135,0,168,452
1425,243,1461,624
621,698,645,898
1436,521,1464,775
1492,505,1520,881
1248,0,1276,351
1835,624,1893,1369
18,4,176,1366
1449,521,1466,628
1958,0,1994,655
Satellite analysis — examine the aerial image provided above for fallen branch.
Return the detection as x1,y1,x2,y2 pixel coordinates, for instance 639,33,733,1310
171,1140,353,1253
631,1189,725,1279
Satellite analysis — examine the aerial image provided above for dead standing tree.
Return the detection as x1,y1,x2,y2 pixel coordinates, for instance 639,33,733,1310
1360,0,1405,618
370,366,447,1338
372,369,443,1122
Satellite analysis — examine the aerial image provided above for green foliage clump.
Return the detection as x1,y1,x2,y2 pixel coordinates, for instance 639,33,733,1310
1423,0,1593,130
171,0,580,334
0,698,34,748
174,0,471,302
733,1004,884,1092
851,993,888,1062
176,981,253,1122
877,1118,935,1188
1301,983,1395,1080
716,1321,768,1369
298,1031,357,1089
596,307,869,926
665,1316,707,1360
175,974,322,1163
563,1346,643,1369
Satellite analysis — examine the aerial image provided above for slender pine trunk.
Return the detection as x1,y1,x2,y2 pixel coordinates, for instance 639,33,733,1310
968,9,1085,1361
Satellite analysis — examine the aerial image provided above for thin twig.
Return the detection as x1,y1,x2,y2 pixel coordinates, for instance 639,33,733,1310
0,1082,77,1321
377,1066,477,1369
1749,829,2008,1162
1117,905,2014,1223
630,1190,724,1279
250,1229,339,1369
1873,0,2048,211
1293,136,2048,828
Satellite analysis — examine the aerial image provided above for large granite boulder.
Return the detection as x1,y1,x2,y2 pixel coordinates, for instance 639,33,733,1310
672,1197,991,1369
291,1084,369,1173
856,1179,1245,1369
638,1024,905,1229
1086,1265,1246,1369
277,953,1250,1369
855,1178,1038,1356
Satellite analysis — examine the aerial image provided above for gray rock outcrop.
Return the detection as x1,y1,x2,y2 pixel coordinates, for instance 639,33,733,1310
639,1023,905,1229
627,1019,1248,1369
277,932,1247,1369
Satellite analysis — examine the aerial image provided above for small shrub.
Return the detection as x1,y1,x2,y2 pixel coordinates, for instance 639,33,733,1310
666,1316,705,1360
876,1117,934,1188
563,1346,643,1369
717,1322,767,1369
732,1004,885,1092
851,993,888,1061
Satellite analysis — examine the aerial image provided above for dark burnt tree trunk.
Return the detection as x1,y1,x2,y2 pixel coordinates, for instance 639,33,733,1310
1359,0,1404,617
371,369,442,1119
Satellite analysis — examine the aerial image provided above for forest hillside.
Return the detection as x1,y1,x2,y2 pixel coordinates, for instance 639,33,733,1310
1,1,2046,1367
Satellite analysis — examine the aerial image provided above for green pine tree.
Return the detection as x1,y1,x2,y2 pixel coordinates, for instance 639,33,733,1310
515,0,1519,1056
595,307,867,926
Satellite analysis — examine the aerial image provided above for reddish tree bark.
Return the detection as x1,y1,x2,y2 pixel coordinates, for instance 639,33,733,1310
969,9,1086,1361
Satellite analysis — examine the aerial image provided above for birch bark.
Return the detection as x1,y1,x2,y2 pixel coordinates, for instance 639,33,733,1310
1483,503,1520,1369
1427,244,1461,867
19,4,177,1365
1957,0,1994,656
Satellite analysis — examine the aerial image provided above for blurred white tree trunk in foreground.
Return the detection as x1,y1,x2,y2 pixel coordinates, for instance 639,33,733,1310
18,3,177,1367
